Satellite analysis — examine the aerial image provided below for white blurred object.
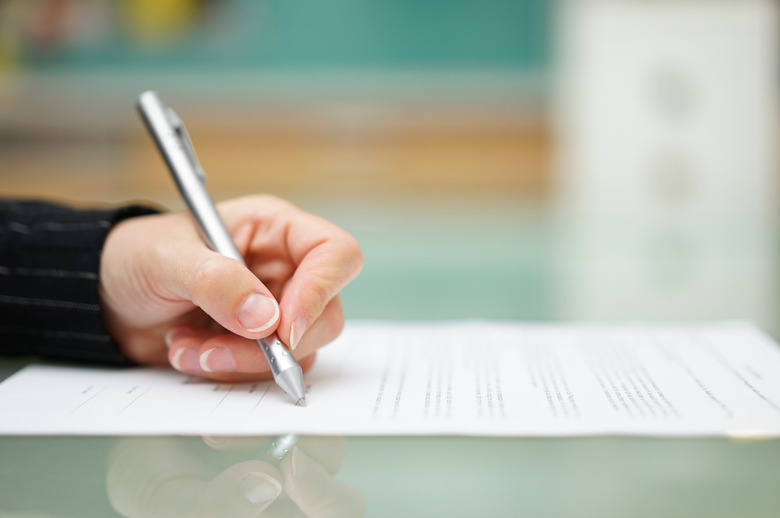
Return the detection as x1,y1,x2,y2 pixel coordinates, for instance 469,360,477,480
554,0,780,330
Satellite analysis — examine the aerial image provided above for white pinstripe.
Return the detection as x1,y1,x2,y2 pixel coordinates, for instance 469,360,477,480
0,294,100,312
0,326,111,343
0,265,97,280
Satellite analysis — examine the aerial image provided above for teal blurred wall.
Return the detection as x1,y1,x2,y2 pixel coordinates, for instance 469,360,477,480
23,0,549,71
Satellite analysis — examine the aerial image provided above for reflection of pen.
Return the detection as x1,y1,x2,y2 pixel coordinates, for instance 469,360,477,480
257,434,300,466
136,90,307,407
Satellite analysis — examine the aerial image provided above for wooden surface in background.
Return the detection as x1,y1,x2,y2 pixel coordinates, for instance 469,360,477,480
1,117,550,207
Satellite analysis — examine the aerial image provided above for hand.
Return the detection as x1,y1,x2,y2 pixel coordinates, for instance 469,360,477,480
99,195,363,381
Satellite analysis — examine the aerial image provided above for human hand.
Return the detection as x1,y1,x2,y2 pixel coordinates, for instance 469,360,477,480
99,195,363,381
106,436,365,518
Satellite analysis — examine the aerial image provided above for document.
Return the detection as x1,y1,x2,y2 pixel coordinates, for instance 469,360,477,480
1,321,779,437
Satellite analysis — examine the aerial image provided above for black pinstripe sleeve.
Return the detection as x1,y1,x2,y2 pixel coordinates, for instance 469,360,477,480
0,199,160,364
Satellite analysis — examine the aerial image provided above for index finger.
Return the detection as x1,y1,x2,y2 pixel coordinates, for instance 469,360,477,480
280,214,363,349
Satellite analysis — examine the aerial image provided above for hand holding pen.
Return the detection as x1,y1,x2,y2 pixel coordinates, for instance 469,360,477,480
97,93,363,399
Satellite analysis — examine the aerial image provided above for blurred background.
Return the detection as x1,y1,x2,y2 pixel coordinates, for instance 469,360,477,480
1,0,779,335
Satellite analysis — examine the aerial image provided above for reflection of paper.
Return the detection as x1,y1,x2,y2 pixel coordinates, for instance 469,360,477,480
1,321,779,437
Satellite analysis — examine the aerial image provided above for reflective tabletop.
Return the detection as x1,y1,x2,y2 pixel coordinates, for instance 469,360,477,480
2,200,779,517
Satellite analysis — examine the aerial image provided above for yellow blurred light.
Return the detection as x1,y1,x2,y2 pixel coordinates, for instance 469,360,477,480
122,0,199,46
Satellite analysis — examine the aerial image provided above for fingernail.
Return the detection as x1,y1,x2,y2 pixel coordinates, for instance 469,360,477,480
240,471,282,505
200,347,236,372
164,328,177,348
171,348,200,372
291,446,312,479
289,317,307,350
238,294,280,333
201,435,233,449
165,327,192,348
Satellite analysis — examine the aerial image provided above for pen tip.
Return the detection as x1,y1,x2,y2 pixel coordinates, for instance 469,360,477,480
296,397,306,408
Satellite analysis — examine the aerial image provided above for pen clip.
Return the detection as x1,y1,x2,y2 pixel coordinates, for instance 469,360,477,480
166,107,207,183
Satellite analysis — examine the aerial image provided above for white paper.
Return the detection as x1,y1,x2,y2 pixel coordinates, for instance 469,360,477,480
1,321,780,437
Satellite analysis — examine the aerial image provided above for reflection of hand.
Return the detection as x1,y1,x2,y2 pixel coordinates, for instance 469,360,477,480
99,195,363,382
106,436,365,518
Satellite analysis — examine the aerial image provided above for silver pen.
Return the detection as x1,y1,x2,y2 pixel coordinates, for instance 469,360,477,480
136,90,306,407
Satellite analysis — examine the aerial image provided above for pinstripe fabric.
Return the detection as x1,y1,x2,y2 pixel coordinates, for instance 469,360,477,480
0,199,159,364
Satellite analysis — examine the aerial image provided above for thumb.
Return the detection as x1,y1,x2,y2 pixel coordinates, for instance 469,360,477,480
166,248,280,339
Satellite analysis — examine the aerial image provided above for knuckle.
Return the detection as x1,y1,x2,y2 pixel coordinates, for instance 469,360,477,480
304,280,333,315
324,300,346,340
331,233,364,280
344,234,365,274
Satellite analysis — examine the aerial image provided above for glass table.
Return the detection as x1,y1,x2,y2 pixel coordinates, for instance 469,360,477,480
2,199,779,517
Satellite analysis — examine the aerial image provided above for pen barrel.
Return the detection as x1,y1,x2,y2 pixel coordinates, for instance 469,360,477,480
180,179,244,263
137,91,244,264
